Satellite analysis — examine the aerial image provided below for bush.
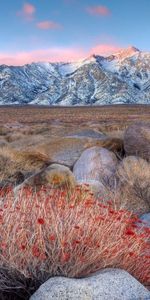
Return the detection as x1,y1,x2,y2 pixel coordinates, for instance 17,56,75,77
0,185,149,298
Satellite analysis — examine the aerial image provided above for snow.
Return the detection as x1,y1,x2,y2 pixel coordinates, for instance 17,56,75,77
58,56,96,76
101,59,119,73
0,47,150,106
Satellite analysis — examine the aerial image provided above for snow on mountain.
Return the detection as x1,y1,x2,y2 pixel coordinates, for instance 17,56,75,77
0,46,150,105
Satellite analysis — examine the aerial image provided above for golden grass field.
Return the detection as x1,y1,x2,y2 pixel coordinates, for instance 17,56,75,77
0,104,150,202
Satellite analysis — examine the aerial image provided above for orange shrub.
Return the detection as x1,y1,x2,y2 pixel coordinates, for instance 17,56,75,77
0,185,149,297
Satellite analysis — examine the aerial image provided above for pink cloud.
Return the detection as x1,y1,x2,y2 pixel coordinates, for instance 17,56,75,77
37,21,62,30
0,48,85,66
86,5,111,16
90,44,121,56
0,44,122,66
17,3,35,21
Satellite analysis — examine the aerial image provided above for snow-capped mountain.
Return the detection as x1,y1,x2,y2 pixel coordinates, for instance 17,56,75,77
0,46,150,105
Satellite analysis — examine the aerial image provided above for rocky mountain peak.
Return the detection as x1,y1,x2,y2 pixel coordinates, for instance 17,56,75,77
0,46,149,106
114,46,140,60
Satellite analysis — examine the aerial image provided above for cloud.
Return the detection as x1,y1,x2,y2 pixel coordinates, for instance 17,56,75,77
0,48,85,66
86,5,111,16
37,21,62,30
90,44,121,56
17,2,36,21
0,44,121,66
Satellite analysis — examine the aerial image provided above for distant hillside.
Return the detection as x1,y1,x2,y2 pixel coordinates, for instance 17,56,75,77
0,46,150,105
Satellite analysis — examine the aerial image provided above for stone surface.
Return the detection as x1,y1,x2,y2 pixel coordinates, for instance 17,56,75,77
73,146,118,188
140,213,150,228
30,268,150,300
35,135,113,167
66,129,106,139
35,137,90,168
124,122,150,161
76,179,109,198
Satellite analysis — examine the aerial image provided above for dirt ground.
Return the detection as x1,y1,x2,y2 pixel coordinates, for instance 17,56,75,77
0,105,149,129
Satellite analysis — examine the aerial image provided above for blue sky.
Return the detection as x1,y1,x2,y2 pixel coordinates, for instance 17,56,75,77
0,0,150,65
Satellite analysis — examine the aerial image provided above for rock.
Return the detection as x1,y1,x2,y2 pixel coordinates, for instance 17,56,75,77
115,156,150,215
124,122,150,161
16,164,76,191
66,129,106,139
73,147,118,188
32,133,123,168
30,268,150,300
35,137,90,168
77,180,109,198
140,213,150,228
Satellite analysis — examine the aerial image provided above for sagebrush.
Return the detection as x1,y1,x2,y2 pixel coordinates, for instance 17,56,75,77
0,185,149,299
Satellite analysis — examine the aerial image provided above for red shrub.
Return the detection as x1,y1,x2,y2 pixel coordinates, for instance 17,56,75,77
0,185,149,290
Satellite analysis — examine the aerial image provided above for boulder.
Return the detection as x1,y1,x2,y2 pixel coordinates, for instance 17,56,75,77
124,122,150,161
30,268,150,300
140,213,150,228
15,164,76,191
34,137,90,168
73,147,118,188
76,180,109,198
66,129,106,139
32,135,123,168
35,135,109,168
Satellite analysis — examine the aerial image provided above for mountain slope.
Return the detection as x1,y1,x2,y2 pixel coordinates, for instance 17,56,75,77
0,46,150,105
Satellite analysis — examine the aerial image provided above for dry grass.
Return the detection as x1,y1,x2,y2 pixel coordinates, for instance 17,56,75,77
0,146,50,183
113,186,150,216
15,164,76,193
86,138,124,156
116,156,150,211
0,105,149,127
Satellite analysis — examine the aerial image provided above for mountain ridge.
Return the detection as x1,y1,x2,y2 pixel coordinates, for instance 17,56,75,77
0,46,150,105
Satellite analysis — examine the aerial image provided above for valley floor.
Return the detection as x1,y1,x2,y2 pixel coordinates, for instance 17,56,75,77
0,104,150,129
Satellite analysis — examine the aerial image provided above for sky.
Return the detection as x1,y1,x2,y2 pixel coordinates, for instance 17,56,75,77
0,0,150,65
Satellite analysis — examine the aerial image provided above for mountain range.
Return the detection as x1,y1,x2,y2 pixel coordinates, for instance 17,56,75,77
0,46,150,105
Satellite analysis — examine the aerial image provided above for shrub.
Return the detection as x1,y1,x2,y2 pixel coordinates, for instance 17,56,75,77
117,156,150,208
0,146,50,183
0,185,149,298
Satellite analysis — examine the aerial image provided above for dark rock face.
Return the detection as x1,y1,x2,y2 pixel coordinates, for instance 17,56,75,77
0,47,150,105
124,122,150,161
